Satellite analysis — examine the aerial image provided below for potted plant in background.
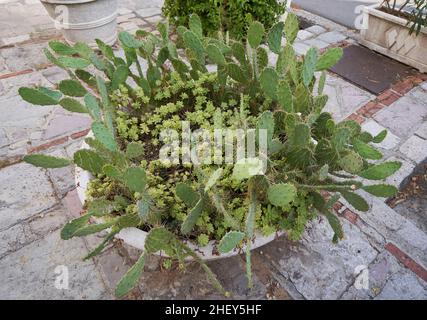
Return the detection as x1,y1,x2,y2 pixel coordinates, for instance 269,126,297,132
18,14,401,298
40,0,118,47
162,0,287,39
360,0,427,72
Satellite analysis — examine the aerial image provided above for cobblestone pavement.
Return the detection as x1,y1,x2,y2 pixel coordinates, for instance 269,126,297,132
0,0,426,300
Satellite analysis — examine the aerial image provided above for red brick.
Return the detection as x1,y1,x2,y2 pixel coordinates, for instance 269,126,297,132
391,78,415,95
0,69,33,80
406,75,423,85
346,113,365,124
340,208,358,225
70,128,90,140
377,90,401,106
415,72,427,81
385,243,427,282
332,201,344,213
27,136,69,153
357,101,384,117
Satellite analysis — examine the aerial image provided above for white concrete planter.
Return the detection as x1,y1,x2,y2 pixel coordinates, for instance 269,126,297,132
40,0,118,47
360,6,427,73
75,137,284,261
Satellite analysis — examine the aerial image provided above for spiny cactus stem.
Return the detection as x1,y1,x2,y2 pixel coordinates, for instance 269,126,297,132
245,187,257,289
298,183,358,191
246,42,258,81
183,246,228,296
210,191,241,231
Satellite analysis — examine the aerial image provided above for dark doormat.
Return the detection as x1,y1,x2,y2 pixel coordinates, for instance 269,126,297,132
298,17,314,30
329,45,417,95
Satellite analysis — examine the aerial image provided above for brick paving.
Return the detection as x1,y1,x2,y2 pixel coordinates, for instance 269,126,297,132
0,0,426,300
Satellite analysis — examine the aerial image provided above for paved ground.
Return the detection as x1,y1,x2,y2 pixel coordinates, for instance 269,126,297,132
0,0,426,300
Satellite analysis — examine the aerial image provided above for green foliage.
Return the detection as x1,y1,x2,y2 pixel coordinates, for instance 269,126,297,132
59,98,88,113
339,151,363,174
183,30,205,63
57,56,90,69
49,41,77,55
341,190,369,212
58,80,87,97
247,21,265,48
359,162,402,180
111,65,129,91
19,13,400,299
362,184,398,197
352,139,383,160
176,183,200,208
118,31,143,48
267,22,284,54
260,67,279,99
256,111,275,146
206,44,226,65
126,142,144,159
325,211,343,243
181,198,205,235
19,87,59,105
61,215,91,240
267,183,297,207
316,48,343,71
123,167,147,193
162,0,286,40
23,154,70,168
284,12,299,45
92,121,117,152
302,48,318,87
218,231,245,253
73,149,106,175
382,0,427,35
115,252,147,298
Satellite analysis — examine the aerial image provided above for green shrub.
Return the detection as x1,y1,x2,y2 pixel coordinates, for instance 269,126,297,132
382,0,427,35
162,0,287,39
20,15,400,298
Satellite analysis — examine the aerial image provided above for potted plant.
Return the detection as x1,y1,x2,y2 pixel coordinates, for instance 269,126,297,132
162,0,287,39
19,14,401,298
40,0,118,47
360,0,427,72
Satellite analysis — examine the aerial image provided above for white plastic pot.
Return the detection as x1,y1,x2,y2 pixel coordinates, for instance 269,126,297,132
75,137,284,261
40,0,118,47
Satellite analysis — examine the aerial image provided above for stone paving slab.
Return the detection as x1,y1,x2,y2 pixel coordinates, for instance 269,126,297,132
374,88,427,139
0,162,57,231
258,217,378,300
0,229,112,299
0,206,67,259
344,195,427,269
322,73,375,121
341,251,427,300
